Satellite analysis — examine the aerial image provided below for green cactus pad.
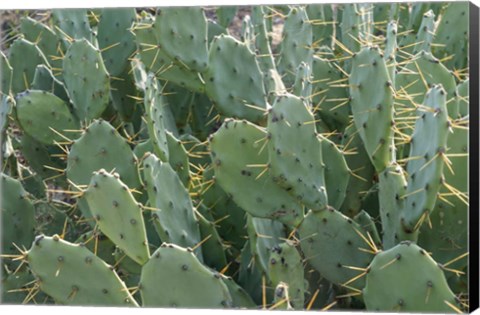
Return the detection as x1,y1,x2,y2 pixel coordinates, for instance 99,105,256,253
205,35,267,124
142,74,169,161
349,46,394,173
401,85,450,233
8,38,49,94
16,168,46,199
353,210,381,248
298,208,375,289
1,173,35,259
384,21,397,83
311,56,350,132
216,6,237,28
247,215,286,274
75,231,117,266
1,51,12,95
34,202,72,239
110,67,143,123
133,15,204,93
277,6,313,87
272,282,294,310
1,267,36,304
433,2,469,70
162,84,194,134
66,119,140,189
31,65,70,103
363,241,459,313
339,124,376,217
142,153,202,258
1,96,12,135
457,79,469,117
395,51,457,119
267,94,328,209
15,90,79,145
268,242,305,309
166,131,190,187
209,119,304,226
139,243,232,308
418,124,468,268
293,62,312,99
307,4,334,48
373,3,391,23
207,20,226,43
18,134,66,182
63,39,110,121
378,163,409,249
412,10,436,54
264,69,287,104
179,133,210,169
52,9,93,46
397,3,441,56
320,135,350,209
201,168,248,251
251,6,276,73
220,275,256,308
196,211,227,271
20,17,63,71
84,169,150,265
26,235,138,306
241,15,256,52
154,7,208,72
237,240,265,304
114,247,142,276
340,4,362,56
97,8,137,77
133,139,153,161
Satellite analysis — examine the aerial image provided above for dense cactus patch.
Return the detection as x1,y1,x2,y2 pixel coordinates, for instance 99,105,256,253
0,3,470,312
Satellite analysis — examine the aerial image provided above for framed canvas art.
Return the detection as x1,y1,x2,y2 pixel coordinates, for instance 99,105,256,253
0,0,478,313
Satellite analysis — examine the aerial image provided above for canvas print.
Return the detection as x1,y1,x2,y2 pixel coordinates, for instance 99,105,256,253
0,2,475,313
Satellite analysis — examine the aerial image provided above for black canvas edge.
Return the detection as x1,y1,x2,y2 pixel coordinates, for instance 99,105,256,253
469,1,479,313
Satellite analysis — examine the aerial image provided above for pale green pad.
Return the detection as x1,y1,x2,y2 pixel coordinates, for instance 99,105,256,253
27,235,138,306
298,208,374,289
401,85,450,233
268,242,305,309
142,153,202,259
363,241,459,312
205,35,267,123
8,38,48,94
349,46,394,172
66,119,140,188
209,119,304,226
267,93,328,209
139,243,232,308
84,170,150,265
1,173,35,257
154,7,208,72
15,90,79,145
62,39,110,121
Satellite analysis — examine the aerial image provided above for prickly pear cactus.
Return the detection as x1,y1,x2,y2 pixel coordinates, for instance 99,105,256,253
205,35,267,123
363,241,460,313
139,243,232,308
0,3,471,312
209,119,304,226
25,235,138,306
15,90,79,145
62,39,110,121
84,169,150,265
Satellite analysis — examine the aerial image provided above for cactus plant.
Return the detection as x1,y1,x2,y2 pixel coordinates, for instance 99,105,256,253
0,3,471,313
